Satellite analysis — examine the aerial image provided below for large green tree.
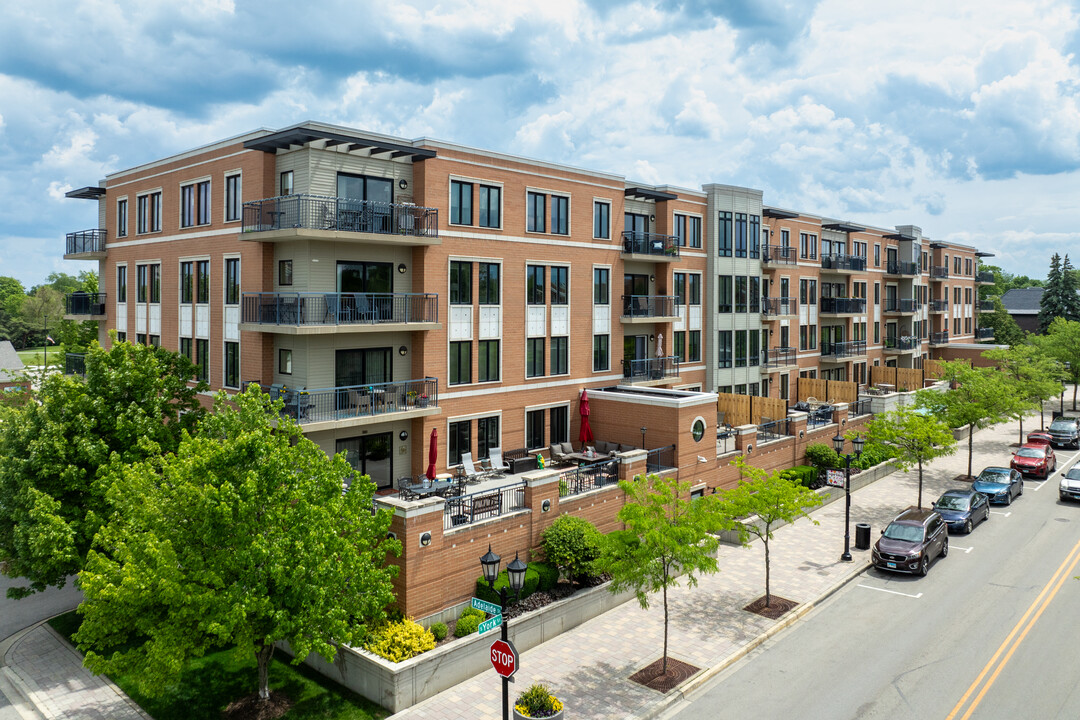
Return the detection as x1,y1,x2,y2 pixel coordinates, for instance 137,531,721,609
983,344,1063,441
1039,253,1080,332
978,296,1026,346
865,406,957,507
0,339,206,597
1034,317,1080,409
75,389,401,705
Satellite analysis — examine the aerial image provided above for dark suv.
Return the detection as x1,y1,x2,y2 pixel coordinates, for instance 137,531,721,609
872,507,949,576
1049,417,1080,449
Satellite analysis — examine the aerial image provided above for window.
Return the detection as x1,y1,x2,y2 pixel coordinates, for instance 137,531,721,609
954,317,961,334
479,340,499,382
527,338,545,377
781,229,790,247
279,348,292,374
675,214,688,247
478,416,499,459
689,330,701,362
150,264,160,303
116,266,127,303
718,275,733,313
674,331,685,362
479,185,501,228
593,335,609,371
116,331,126,343
854,241,867,257
955,256,962,275
148,335,159,348
479,263,500,305
735,384,747,395
181,180,210,228
526,409,545,450
874,321,880,343
674,273,686,305
136,333,147,346
195,339,209,382
808,279,817,305
180,261,193,303
550,267,568,305
689,216,702,248
689,274,701,304
280,171,293,195
117,199,128,237
749,330,760,367
550,337,568,375
450,180,473,225
749,215,760,258
449,341,471,385
527,192,546,233
527,265,545,304
874,282,880,305
550,407,569,444
450,261,472,304
718,211,732,257
136,191,161,233
225,174,241,222
735,330,747,367
780,373,789,400
225,258,240,305
735,213,747,257
180,337,192,360
279,260,293,286
800,232,817,259
594,201,610,239
196,260,210,303
718,330,733,368
449,421,471,466
136,264,148,302
735,276,748,312
874,243,881,267
550,195,569,235
749,277,760,313
224,342,239,389
593,268,609,304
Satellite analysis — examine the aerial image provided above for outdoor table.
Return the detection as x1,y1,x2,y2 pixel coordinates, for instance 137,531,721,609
564,452,606,465
405,479,454,498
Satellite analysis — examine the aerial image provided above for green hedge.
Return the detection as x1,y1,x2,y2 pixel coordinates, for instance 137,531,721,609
474,561,558,606
781,465,817,488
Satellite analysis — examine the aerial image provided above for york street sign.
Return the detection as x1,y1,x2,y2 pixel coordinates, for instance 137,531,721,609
478,613,503,636
826,469,846,488
471,597,502,616
490,638,518,678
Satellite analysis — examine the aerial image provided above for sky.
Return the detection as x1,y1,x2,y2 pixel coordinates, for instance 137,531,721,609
2,0,1080,288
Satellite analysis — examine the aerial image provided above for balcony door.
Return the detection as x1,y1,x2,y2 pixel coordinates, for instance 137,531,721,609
336,347,392,388
338,261,393,319
336,433,393,490
623,274,650,316
624,335,647,362
336,173,394,233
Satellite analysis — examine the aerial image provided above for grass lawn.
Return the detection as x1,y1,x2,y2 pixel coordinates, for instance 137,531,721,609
16,345,65,366
48,612,389,720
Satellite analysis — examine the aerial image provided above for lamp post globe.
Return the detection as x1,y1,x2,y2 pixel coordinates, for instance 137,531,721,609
480,545,501,585
506,553,528,593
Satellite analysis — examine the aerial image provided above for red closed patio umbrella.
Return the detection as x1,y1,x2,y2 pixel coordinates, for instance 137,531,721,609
579,388,594,447
426,427,438,480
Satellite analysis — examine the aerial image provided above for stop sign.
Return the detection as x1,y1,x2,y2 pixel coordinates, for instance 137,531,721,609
490,638,518,678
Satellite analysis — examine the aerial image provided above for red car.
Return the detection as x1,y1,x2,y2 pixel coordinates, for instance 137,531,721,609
1026,431,1053,449
1011,443,1056,479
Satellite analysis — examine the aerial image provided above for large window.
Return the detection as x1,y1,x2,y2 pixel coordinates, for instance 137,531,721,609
689,274,701,304
718,275,733,313
478,416,499,460
449,421,471,466
479,263,500,305
718,330,732,368
688,330,701,362
689,216,702,248
593,334,609,371
224,341,239,389
280,171,293,195
196,260,210,303
449,341,471,385
526,338,545,377
748,330,760,367
136,264,147,303
550,267,568,305
450,261,472,304
594,201,610,239
735,213,747,257
675,214,688,247
526,409,545,450
479,185,501,228
718,211,732,257
749,277,760,313
735,276,748,312
800,232,818,259
674,273,686,305
550,195,569,235
550,337,568,375
149,264,161,303
550,406,569,444
527,192,546,233
527,265,545,305
225,258,240,305
593,268,609,304
179,337,192,360
180,261,193,304
674,331,686,362
195,339,209,382
117,199,128,237
225,174,241,222
450,180,472,225
735,330,747,367
479,340,499,382
749,215,760,258
136,191,161,234
181,180,211,228
116,266,127,303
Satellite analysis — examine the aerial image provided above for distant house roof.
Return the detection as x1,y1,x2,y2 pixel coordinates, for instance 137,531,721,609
0,341,26,383
1000,287,1045,315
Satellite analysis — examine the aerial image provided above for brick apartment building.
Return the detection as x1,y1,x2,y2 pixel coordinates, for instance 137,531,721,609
62,121,996,615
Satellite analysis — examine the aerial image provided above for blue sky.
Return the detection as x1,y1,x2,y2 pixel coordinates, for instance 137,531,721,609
3,0,1080,287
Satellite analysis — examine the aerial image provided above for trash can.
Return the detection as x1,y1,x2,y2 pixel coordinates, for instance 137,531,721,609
855,523,871,550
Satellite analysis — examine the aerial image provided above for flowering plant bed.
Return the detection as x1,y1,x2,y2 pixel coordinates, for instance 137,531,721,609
514,682,564,718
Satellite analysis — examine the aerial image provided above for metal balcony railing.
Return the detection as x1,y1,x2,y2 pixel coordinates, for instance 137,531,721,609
885,336,920,351
822,340,867,359
65,353,86,377
241,292,438,327
444,481,526,529
757,418,793,442
930,331,949,345
762,346,797,368
622,356,680,382
979,300,995,312
976,327,995,339
646,445,677,473
884,298,922,313
66,229,106,255
886,260,920,276
762,297,797,316
820,254,867,272
762,244,797,265
255,377,439,424
930,299,949,312
622,295,678,319
559,459,619,498
976,270,994,283
64,292,106,316
931,265,949,279
621,231,680,258
850,397,873,418
242,194,439,238
819,297,867,314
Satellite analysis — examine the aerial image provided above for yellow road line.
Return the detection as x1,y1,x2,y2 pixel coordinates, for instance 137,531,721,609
946,536,1080,720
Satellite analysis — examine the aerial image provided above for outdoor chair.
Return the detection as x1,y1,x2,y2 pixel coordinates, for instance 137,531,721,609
324,294,342,324
459,452,484,483
483,447,510,477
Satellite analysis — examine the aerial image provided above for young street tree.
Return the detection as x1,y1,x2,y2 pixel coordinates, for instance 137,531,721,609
0,338,206,598
723,458,823,608
75,389,401,705
865,406,957,507
1034,317,1080,410
599,472,726,675
983,344,1063,441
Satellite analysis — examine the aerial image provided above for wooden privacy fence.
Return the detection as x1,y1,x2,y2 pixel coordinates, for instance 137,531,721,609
797,378,857,405
717,394,790,426
869,366,925,391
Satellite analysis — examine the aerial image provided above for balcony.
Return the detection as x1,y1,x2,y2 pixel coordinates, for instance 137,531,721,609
819,297,867,315
761,346,798,370
254,377,440,432
240,292,439,335
884,298,922,314
621,231,680,261
821,340,867,361
621,356,680,385
241,194,440,246
976,270,994,284
65,353,86,377
761,296,797,318
884,335,920,353
976,327,995,340
65,229,107,259
931,266,949,279
621,295,679,322
979,300,995,312
886,260,920,277
64,292,106,319
820,253,867,274
930,299,949,313
930,331,949,345
761,244,797,266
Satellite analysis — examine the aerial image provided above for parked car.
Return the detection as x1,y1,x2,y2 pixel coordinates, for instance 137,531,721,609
932,489,991,534
1011,443,1057,479
972,466,1024,505
1048,417,1080,449
1026,431,1053,449
1060,467,1080,502
872,507,949,576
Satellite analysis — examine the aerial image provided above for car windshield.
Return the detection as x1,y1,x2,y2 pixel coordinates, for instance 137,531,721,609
1050,421,1075,431
1066,468,1080,481
883,523,924,542
935,496,968,511
1017,448,1044,458
976,469,1010,484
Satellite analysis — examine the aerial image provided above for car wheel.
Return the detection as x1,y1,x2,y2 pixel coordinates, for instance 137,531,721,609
1005,491,1012,506
1019,482,1024,496
941,537,949,558
919,556,930,576
964,519,973,534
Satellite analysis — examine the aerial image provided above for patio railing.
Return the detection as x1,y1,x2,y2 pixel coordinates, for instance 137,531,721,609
819,297,867,314
884,336,920,351
807,406,834,429
762,244,797,265
850,397,873,418
254,377,438,424
820,254,867,272
976,327,995,339
621,295,678,319
621,231,680,258
762,296,797,316
762,346,797,368
66,229,106,255
931,265,949,279
646,445,677,473
886,260,920,276
884,298,922,313
65,353,86,377
930,331,949,345
559,459,619,497
444,480,527,530
821,340,867,359
65,292,106,316
622,356,680,381
930,299,949,312
242,194,439,238
976,270,994,283
241,292,438,327
757,418,792,443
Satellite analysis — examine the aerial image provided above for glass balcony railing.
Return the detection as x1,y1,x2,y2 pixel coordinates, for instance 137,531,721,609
930,299,949,312
976,327,995,339
252,377,439,425
979,300,995,312
884,336,920,351
930,331,949,345
64,292,106,316
976,271,994,283
886,260,919,276
884,298,922,313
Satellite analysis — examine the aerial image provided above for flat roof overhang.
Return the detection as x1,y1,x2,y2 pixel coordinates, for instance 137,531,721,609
823,222,865,233
65,186,106,200
624,187,678,202
244,124,437,162
763,208,800,219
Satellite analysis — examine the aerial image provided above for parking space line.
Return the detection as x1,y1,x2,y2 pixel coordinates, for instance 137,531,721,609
950,545,974,553
989,511,1011,517
857,584,923,599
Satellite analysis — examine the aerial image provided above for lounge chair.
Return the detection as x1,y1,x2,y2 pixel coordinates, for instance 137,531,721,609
483,447,509,477
460,452,484,483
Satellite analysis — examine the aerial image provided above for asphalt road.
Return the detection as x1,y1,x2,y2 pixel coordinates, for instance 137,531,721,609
674,449,1080,720
0,574,81,642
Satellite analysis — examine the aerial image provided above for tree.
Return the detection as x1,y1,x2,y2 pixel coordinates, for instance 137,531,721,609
1061,255,1080,320
541,515,603,584
983,344,1063,440
1039,253,1080,332
598,473,725,675
74,388,401,705
0,338,206,597
723,458,823,607
1034,317,1080,409
0,276,26,318
979,296,1026,347
864,406,957,507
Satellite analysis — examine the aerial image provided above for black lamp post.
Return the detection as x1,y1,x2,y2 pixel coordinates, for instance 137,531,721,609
641,426,647,450
833,434,865,562
480,545,528,720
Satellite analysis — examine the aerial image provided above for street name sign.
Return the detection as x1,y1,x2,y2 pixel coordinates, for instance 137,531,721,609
471,597,502,616
478,614,503,636
826,469,846,488
490,638,518,678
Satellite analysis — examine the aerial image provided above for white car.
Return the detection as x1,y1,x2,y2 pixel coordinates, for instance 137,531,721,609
1060,467,1080,502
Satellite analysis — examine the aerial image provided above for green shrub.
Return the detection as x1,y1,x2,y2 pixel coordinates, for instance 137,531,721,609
781,465,817,488
541,515,603,583
429,622,448,641
475,565,542,606
364,618,435,662
515,682,563,718
532,561,560,591
804,443,839,470
854,443,895,470
459,607,485,622
454,614,481,637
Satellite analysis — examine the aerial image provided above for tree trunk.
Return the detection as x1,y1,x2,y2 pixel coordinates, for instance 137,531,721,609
256,642,274,701
764,537,771,607
918,457,923,509
662,565,669,675
968,423,974,478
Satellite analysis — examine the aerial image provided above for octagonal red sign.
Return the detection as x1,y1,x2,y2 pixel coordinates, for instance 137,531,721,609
490,638,518,678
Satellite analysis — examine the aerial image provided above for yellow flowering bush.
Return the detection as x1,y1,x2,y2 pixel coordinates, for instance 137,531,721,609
514,682,563,717
364,618,436,663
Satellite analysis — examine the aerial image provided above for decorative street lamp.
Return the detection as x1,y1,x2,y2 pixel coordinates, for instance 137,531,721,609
480,545,528,720
641,425,647,451
833,434,865,562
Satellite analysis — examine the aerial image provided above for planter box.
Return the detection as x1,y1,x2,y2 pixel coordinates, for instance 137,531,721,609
515,709,564,720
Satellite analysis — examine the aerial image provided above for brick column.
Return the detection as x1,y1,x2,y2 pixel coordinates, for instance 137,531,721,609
832,402,850,429
734,424,757,455
375,495,446,617
618,449,648,480
524,469,562,554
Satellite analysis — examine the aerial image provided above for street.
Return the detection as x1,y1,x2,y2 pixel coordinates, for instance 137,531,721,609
0,575,81,643
674,447,1080,720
